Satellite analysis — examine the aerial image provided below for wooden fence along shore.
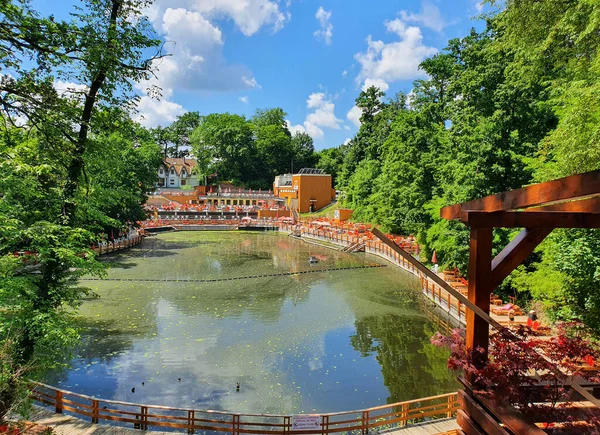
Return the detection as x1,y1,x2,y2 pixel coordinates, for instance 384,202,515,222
276,222,466,325
31,382,458,434
92,234,144,255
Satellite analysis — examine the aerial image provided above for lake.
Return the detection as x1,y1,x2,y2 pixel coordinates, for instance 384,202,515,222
47,231,456,415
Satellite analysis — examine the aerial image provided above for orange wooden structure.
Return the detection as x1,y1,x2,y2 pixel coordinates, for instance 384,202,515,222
273,169,335,213
441,169,600,358
439,169,600,434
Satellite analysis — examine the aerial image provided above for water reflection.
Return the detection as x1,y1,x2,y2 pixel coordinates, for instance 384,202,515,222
48,232,456,414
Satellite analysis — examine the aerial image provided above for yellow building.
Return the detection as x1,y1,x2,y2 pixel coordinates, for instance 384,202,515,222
273,168,335,213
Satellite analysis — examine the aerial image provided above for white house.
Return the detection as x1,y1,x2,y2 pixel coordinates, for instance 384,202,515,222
157,158,200,188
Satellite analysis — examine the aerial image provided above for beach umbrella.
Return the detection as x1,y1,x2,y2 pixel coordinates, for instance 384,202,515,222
431,250,437,264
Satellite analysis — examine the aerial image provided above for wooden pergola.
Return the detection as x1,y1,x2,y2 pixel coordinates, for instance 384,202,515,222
441,169,600,359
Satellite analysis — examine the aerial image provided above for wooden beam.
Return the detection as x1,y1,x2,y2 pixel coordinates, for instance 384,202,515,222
467,228,493,365
458,391,510,435
462,211,600,228
441,169,600,220
522,195,600,212
490,228,552,289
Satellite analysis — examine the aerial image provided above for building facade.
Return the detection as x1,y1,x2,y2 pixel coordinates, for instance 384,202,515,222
273,168,335,213
157,158,200,188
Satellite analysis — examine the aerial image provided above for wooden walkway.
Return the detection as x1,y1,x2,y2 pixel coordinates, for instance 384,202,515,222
24,407,170,435
383,418,458,434
23,407,457,435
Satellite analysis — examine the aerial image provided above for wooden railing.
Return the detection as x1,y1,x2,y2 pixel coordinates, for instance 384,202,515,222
91,234,143,255
31,382,458,434
278,222,466,324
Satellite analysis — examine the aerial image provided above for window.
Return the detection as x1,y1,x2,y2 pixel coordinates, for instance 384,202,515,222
170,168,175,175
181,180,186,186
181,170,186,178
169,179,175,186
159,168,164,174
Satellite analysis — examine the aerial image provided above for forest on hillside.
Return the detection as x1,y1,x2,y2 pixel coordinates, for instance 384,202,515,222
320,0,600,330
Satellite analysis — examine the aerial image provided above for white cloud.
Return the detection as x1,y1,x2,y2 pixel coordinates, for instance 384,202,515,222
354,18,437,91
286,92,342,140
305,92,342,130
343,138,351,145
148,0,287,37
475,2,484,13
400,1,446,32
135,8,260,97
285,120,306,136
342,70,348,78
136,0,290,107
134,95,185,128
362,78,389,92
346,105,362,128
314,6,333,45
53,80,88,100
242,76,261,88
344,125,351,131
239,96,249,103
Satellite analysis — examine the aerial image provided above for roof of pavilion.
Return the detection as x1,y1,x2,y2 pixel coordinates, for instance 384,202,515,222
441,169,600,228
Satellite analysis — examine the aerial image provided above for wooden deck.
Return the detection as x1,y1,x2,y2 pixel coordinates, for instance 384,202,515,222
22,407,458,435
383,418,459,434
23,407,171,435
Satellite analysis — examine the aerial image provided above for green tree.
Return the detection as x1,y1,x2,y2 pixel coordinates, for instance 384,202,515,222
316,146,344,186
290,132,317,171
0,0,163,225
190,113,255,184
169,111,201,158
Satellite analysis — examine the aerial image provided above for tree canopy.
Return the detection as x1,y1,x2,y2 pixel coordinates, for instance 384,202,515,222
318,1,600,328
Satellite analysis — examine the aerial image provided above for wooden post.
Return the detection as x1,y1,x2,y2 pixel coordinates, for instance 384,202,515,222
92,399,99,423
141,406,148,430
187,410,194,434
55,390,63,414
232,414,240,435
321,415,328,435
361,410,369,434
447,394,455,418
400,403,409,426
467,227,493,367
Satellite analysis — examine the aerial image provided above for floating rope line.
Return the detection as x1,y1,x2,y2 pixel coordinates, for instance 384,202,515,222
80,264,386,283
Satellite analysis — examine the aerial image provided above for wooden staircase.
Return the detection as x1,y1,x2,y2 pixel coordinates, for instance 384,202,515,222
342,241,365,252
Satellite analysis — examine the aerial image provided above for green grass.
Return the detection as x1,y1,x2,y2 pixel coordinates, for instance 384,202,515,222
299,200,341,219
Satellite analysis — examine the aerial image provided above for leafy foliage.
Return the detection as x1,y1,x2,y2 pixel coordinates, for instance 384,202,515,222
320,1,600,329
432,325,600,433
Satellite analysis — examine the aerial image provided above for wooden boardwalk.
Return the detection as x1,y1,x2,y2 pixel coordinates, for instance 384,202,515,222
23,407,457,435
383,418,458,434
24,407,170,435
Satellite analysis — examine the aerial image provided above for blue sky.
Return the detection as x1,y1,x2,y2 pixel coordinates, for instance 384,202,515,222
36,0,489,150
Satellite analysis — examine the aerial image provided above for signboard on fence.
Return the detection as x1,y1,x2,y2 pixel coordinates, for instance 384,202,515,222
292,414,321,431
